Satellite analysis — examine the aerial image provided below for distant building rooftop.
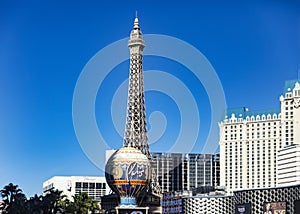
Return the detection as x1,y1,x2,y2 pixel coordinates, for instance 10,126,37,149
225,107,280,120
282,79,300,95
224,79,300,120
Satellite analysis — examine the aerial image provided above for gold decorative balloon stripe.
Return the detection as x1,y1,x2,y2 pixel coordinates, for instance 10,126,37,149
110,180,148,185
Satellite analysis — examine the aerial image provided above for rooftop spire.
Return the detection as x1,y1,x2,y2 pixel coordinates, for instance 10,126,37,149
129,13,144,47
134,12,140,30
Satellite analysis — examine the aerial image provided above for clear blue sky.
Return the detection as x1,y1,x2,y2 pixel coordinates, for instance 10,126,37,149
0,1,299,197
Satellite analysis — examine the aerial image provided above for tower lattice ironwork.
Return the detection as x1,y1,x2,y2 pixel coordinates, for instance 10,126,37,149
123,16,161,195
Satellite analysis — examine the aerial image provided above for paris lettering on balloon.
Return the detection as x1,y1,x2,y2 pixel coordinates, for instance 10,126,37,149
126,162,146,180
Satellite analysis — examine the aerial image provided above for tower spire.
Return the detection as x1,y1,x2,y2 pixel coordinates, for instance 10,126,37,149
134,16,140,30
123,16,161,194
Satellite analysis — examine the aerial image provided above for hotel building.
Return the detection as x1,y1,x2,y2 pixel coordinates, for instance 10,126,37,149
43,176,110,202
219,79,300,192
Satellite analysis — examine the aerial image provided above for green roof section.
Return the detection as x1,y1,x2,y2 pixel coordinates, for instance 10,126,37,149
223,79,300,120
225,107,248,119
282,79,300,95
225,107,280,119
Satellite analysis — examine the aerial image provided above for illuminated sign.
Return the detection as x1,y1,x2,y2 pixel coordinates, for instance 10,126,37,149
264,202,286,214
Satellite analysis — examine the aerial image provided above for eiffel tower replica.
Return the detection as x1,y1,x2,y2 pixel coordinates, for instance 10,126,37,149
123,15,162,196
101,15,162,213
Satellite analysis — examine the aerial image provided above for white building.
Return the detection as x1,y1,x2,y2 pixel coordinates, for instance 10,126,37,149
277,144,300,186
219,80,300,193
43,176,110,201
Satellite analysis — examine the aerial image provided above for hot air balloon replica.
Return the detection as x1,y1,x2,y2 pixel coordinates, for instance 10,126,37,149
105,147,151,207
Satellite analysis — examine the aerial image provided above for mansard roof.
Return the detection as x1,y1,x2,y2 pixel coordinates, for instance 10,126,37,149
225,107,280,120
282,79,300,95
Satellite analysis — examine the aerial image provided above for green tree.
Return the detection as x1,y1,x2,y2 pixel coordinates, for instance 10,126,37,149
8,192,27,214
26,194,42,214
69,192,101,214
0,183,27,213
41,189,65,213
0,183,22,205
1,183,102,214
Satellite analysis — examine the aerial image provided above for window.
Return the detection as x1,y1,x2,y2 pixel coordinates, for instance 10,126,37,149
89,183,95,189
96,183,103,189
294,89,300,97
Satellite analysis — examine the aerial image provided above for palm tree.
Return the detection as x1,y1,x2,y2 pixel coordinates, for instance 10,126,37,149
53,191,69,214
8,192,27,214
26,190,70,214
0,183,27,213
69,192,101,214
0,183,22,205
41,189,65,213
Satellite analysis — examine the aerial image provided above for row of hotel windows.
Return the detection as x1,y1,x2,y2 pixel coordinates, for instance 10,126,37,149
224,140,282,151
224,127,281,133
225,122,280,130
75,182,106,189
226,127,280,133
224,121,294,134
224,123,293,140
226,180,275,189
284,93,299,99
285,106,294,110
225,134,281,141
